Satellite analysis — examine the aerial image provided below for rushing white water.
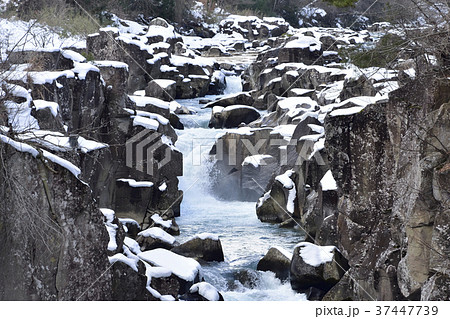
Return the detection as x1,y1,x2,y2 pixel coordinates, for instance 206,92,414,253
174,76,306,301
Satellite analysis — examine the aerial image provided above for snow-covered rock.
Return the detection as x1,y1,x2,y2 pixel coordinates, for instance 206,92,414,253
290,242,349,299
209,104,260,128
171,233,224,262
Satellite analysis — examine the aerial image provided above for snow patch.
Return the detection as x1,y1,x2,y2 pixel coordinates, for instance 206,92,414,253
296,242,336,267
189,282,221,301
117,178,154,188
138,249,202,282
138,227,175,245
320,170,338,191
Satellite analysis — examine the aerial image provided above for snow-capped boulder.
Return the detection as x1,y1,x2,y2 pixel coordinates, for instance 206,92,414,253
111,257,155,300
138,249,202,294
219,15,290,40
257,247,292,281
209,70,227,95
171,233,224,262
30,100,65,131
149,212,180,236
208,105,260,128
119,218,141,239
180,282,224,301
241,154,279,200
290,242,349,299
146,17,182,47
204,92,254,109
278,36,323,64
136,227,177,251
145,79,177,101
176,75,210,98
339,75,377,101
256,170,298,223
7,49,81,71
204,46,229,57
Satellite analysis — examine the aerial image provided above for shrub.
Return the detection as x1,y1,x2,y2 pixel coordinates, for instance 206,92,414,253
339,33,408,68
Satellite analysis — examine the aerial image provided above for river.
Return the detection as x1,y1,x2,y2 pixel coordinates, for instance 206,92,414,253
174,72,307,301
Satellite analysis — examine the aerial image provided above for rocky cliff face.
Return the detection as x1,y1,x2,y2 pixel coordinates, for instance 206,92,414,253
0,147,112,300
203,20,449,300
323,75,449,301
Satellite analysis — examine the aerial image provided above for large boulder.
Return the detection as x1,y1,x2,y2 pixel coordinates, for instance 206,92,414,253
257,247,292,281
278,36,323,64
135,227,176,251
209,105,260,129
290,242,349,299
219,15,289,40
0,146,112,300
171,233,224,262
180,282,224,301
204,92,254,108
176,76,211,99
339,75,377,100
145,79,177,102
256,170,299,223
138,249,202,295
111,259,155,300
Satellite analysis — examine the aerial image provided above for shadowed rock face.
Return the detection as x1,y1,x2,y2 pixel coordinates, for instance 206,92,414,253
0,148,112,301
322,76,450,301
257,247,291,281
171,237,225,262
208,105,261,129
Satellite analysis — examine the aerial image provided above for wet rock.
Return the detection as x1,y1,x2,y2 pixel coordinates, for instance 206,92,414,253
241,154,279,200
257,247,292,281
208,105,260,129
169,112,185,129
234,269,260,289
176,76,210,99
171,234,224,262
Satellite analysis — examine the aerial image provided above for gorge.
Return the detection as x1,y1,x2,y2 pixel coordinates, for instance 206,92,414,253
0,1,449,301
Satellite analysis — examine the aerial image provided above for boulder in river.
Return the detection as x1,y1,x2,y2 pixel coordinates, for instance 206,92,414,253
138,248,203,295
257,247,292,281
209,105,260,128
290,242,349,299
203,92,254,108
171,233,224,262
180,282,224,301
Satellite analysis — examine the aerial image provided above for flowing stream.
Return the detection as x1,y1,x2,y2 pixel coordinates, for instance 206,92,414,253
175,72,307,301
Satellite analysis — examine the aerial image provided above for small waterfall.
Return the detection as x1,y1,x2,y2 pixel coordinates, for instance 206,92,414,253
223,75,243,95
174,70,306,301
